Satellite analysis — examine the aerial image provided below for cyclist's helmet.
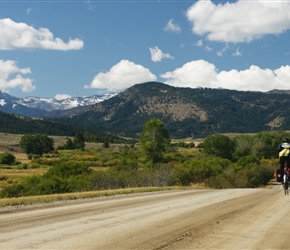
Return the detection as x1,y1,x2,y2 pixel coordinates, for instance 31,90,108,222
283,137,289,143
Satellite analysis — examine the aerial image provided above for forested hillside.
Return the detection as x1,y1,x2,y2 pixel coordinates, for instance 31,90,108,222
67,82,290,138
1,81,290,139
0,111,80,136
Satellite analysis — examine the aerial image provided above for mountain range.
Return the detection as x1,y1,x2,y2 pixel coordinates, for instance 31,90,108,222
1,81,290,139
66,82,290,138
0,91,118,117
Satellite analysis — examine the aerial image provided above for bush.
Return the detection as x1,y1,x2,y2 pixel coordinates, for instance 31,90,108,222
0,176,8,181
17,164,28,170
29,163,40,169
246,165,273,188
235,155,260,171
0,152,15,165
205,175,232,189
31,157,60,166
45,161,92,179
171,142,195,148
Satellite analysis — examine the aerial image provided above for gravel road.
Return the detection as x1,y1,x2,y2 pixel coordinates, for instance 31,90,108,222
0,184,289,249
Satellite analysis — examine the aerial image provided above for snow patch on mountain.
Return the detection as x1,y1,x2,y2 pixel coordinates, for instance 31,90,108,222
0,99,6,106
16,93,118,111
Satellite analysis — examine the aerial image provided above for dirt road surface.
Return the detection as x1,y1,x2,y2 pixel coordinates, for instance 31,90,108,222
1,184,290,249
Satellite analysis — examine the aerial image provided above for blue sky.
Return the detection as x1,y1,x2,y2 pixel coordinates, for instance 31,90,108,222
1,0,290,99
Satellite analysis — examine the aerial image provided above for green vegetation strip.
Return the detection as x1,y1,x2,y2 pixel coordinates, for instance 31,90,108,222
0,186,188,208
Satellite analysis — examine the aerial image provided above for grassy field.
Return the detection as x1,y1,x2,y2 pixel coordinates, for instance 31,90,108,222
0,133,71,190
0,133,135,190
0,132,204,205
0,132,70,155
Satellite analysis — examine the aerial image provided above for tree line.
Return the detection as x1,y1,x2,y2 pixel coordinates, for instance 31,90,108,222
0,118,284,197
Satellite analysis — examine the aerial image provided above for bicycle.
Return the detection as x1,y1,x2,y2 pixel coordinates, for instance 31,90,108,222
283,163,289,195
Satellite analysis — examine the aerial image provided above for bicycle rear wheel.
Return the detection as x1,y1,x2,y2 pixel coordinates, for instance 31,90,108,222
284,180,289,195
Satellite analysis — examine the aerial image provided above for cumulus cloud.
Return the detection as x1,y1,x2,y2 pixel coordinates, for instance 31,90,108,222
149,46,174,62
54,94,72,100
0,18,83,50
160,59,290,92
164,19,181,33
84,60,157,92
0,60,35,93
160,60,218,88
186,0,290,43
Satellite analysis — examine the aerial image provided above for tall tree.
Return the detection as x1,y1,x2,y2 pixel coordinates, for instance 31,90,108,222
73,133,85,149
20,134,54,156
139,118,170,166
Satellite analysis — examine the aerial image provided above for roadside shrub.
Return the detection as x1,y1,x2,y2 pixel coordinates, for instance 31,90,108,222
0,184,25,198
205,175,232,189
235,155,260,171
183,157,232,183
169,165,192,186
93,164,176,189
246,165,273,188
232,170,248,188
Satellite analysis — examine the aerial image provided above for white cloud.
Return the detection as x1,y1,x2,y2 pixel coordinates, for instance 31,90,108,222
217,44,229,57
149,46,174,62
164,19,181,33
160,60,218,88
54,94,72,100
186,0,290,43
84,60,157,92
160,59,290,92
0,18,83,50
0,60,35,93
232,48,242,57
195,39,203,47
216,66,276,91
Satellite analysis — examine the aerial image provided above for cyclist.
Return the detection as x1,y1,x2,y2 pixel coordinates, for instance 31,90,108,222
278,137,290,170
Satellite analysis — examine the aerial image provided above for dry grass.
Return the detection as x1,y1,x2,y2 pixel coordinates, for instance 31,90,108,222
0,133,70,163
14,153,31,163
0,186,189,208
0,166,48,190
0,132,22,145
0,168,47,176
